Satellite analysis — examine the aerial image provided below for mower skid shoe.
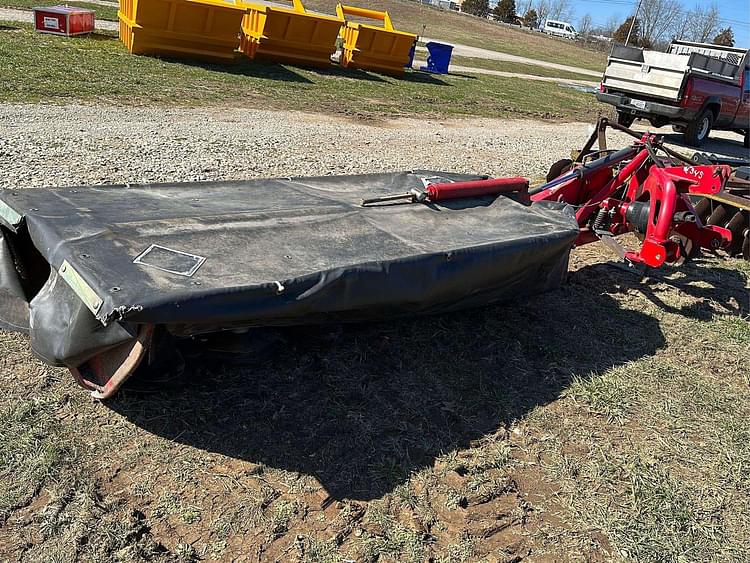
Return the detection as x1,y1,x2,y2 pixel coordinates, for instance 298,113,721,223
69,325,154,400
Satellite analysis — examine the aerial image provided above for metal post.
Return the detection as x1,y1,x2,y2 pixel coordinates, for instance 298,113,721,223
624,0,643,46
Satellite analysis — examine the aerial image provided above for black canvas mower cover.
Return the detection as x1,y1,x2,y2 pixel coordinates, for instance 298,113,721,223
2,119,745,399
0,170,577,398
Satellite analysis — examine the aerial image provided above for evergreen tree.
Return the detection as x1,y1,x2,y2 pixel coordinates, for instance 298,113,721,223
462,0,490,17
521,9,539,29
613,16,640,46
712,27,735,47
493,0,517,24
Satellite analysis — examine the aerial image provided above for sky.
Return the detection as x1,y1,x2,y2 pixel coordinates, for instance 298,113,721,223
569,0,750,47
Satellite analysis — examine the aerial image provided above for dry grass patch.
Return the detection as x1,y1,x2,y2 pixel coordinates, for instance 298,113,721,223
0,248,747,561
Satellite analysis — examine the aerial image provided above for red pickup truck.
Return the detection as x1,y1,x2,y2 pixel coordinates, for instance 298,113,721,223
597,40,750,147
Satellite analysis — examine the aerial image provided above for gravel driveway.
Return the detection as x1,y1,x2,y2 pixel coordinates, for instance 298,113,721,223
0,104,598,188
1,103,745,191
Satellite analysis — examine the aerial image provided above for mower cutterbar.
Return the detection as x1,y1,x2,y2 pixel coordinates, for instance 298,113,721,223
0,120,738,398
0,171,575,398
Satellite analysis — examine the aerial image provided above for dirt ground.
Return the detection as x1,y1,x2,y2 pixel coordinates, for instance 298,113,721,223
0,112,749,562
1,246,747,562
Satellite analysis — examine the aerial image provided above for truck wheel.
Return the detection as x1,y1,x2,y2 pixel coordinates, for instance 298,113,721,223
616,112,635,128
684,111,713,147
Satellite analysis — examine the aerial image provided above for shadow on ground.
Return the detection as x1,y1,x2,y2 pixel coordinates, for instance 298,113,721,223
87,32,119,42
597,257,749,319
445,71,481,80
174,58,317,84
104,260,750,501
308,65,448,85
164,58,449,86
661,132,748,160
391,70,449,85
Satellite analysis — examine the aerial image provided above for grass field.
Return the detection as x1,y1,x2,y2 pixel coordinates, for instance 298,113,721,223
1,246,748,561
0,23,604,121
448,56,598,82
1,0,608,73
304,0,608,72
0,0,119,20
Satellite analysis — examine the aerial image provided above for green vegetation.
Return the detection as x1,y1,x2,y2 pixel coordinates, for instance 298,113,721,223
2,0,607,71
304,0,608,71
0,398,75,519
534,309,750,559
1,250,747,560
0,23,602,120
1,0,119,21
449,55,599,82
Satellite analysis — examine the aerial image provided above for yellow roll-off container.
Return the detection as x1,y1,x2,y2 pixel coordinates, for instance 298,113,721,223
118,0,247,62
239,0,343,67
336,4,417,76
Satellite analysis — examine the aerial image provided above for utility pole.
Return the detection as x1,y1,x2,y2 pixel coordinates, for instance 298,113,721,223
624,0,643,46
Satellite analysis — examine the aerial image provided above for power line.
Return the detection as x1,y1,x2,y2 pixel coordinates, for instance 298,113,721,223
716,19,750,27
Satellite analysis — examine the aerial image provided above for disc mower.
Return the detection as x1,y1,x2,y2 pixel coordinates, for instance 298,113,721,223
0,118,746,398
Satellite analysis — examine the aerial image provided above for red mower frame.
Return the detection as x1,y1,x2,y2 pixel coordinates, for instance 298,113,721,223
529,118,732,267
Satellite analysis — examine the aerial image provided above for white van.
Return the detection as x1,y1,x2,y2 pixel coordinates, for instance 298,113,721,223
542,20,578,39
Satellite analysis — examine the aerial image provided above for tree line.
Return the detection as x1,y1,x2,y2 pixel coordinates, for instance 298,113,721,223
460,0,735,48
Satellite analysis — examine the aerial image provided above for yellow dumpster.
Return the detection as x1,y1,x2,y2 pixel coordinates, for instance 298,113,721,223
118,0,246,62
336,4,417,76
239,0,343,67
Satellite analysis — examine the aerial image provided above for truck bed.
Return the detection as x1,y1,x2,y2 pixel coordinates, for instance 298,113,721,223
601,43,743,102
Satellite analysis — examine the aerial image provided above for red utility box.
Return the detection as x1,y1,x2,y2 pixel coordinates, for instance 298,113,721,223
33,6,95,36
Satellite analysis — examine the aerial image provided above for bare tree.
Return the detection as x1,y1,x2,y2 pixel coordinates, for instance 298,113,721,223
548,0,572,21
518,0,534,18
600,14,621,37
684,3,720,42
671,9,692,40
578,13,594,36
534,0,550,26
639,0,683,45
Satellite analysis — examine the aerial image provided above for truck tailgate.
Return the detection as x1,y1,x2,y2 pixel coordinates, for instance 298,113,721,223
602,48,688,101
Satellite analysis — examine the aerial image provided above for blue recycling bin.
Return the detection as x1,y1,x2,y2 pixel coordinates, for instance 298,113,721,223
420,41,454,74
